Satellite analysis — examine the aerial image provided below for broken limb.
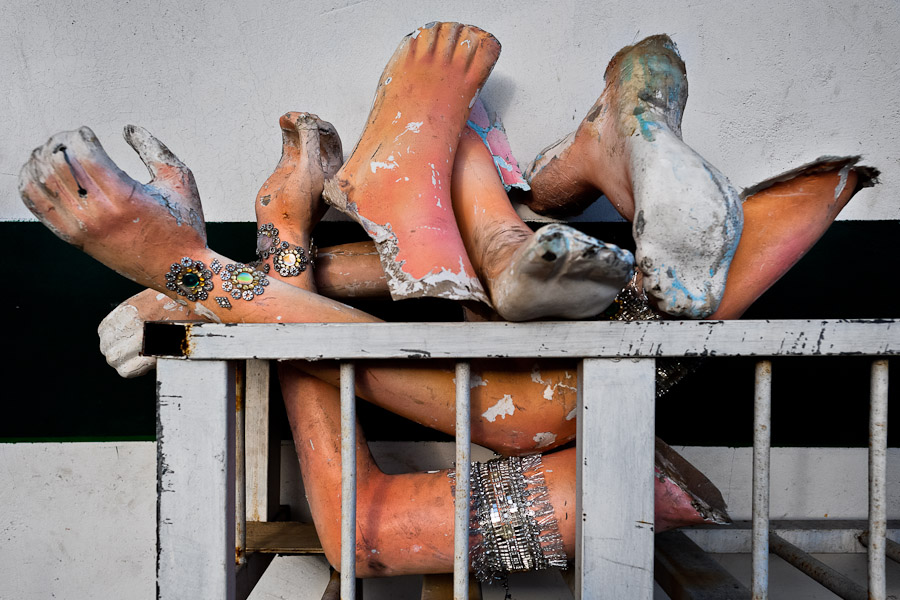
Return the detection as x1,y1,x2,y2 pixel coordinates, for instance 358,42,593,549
710,157,878,319
279,364,727,577
255,112,343,290
324,22,500,303
20,126,377,325
523,35,743,319
452,125,634,321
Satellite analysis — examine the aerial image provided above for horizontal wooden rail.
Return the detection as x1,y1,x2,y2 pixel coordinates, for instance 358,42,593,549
144,319,900,360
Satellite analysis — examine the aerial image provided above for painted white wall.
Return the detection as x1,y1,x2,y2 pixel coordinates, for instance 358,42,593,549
1,442,896,599
2,0,897,223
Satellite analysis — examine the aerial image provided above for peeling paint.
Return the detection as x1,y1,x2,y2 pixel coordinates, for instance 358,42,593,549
482,394,515,422
566,408,577,421
370,158,399,173
192,302,221,324
835,164,851,200
533,432,557,448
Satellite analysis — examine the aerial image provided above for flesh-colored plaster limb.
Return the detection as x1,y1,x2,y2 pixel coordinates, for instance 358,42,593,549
452,126,633,320
20,126,377,325
255,112,343,291
324,22,500,303
710,157,878,319
524,35,743,319
280,364,726,577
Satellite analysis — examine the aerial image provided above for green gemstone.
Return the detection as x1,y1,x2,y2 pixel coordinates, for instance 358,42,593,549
236,272,254,285
182,272,200,288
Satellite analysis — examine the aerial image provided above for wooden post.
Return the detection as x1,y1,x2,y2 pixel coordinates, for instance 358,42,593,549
157,358,236,600
575,358,655,600
245,359,278,522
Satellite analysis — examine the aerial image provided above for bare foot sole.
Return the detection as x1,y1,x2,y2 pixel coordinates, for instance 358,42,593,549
491,223,634,321
324,22,500,303
525,35,743,319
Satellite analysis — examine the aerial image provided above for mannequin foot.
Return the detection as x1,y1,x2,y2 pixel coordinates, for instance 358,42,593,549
324,22,500,303
525,35,742,318
452,126,633,320
255,112,343,290
491,224,634,321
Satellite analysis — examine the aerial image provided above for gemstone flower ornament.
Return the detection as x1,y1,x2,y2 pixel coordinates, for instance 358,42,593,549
165,257,214,301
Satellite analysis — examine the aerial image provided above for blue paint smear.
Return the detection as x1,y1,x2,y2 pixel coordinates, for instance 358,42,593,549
466,119,530,192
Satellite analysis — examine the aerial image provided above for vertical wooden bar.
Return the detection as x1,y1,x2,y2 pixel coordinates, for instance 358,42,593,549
235,362,246,568
576,358,655,600
340,362,357,600
752,360,772,600
245,359,277,522
157,358,236,600
869,359,889,600
454,361,471,600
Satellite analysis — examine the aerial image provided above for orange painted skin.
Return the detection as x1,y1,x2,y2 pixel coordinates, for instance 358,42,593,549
452,126,534,290
522,36,684,219
281,363,578,577
315,241,388,299
324,22,500,302
19,126,376,325
255,112,343,291
710,162,870,319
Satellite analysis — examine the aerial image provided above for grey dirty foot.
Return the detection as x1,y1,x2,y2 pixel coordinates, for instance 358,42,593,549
489,223,634,321
524,35,742,318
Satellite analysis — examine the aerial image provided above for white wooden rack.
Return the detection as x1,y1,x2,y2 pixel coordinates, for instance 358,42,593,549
144,319,898,600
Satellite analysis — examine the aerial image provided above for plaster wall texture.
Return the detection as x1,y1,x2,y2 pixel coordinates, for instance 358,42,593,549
2,1,897,224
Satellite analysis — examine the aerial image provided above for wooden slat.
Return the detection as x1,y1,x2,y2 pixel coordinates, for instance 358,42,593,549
144,319,900,360
244,360,278,522
421,573,481,600
246,521,324,554
654,530,751,600
157,359,236,600
576,358,655,599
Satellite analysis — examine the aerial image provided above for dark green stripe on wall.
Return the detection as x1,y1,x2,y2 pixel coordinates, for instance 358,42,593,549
1,221,897,445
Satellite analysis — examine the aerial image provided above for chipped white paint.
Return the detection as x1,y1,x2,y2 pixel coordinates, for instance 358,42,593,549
309,439,315,450
369,158,399,173
175,319,900,360
460,39,471,48
468,88,480,109
470,374,488,388
543,385,554,400
836,163,851,200
566,407,577,421
481,394,515,422
532,431,556,448
192,302,222,324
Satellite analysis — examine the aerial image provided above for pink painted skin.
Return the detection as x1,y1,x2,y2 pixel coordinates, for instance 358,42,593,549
466,98,530,191
324,22,500,303
280,364,721,577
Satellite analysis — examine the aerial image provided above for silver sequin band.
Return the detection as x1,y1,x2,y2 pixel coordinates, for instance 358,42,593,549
602,272,702,398
466,454,567,582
